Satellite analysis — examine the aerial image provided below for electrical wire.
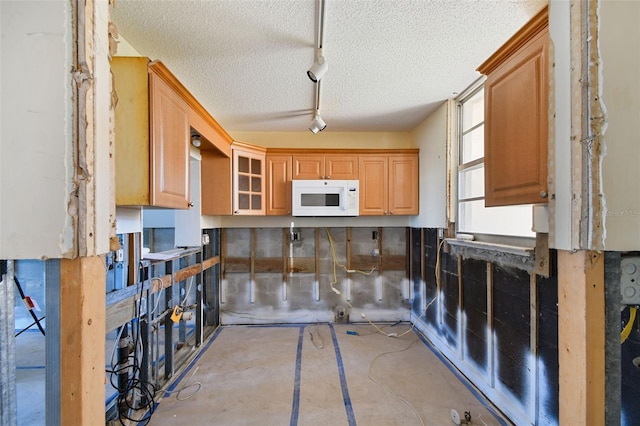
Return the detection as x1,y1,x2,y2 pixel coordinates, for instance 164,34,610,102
161,366,202,401
621,306,637,344
13,275,45,336
14,315,46,337
435,238,445,288
150,278,164,315
106,281,158,426
325,227,443,339
309,322,325,349
181,275,195,306
367,338,425,426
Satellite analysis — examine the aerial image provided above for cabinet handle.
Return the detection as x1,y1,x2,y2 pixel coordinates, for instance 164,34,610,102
188,202,194,207
540,191,548,199
326,175,330,179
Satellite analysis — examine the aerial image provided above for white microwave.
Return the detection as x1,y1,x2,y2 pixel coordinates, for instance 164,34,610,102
292,180,359,216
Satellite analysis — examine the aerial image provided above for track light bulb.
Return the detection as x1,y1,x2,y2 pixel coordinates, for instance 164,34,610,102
191,134,201,148
307,56,328,82
309,113,326,134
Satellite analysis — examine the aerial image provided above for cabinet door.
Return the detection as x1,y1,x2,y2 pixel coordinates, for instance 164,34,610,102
325,155,359,180
388,155,419,215
149,71,190,209
292,154,324,179
484,28,548,207
266,155,292,215
359,156,388,215
233,148,265,215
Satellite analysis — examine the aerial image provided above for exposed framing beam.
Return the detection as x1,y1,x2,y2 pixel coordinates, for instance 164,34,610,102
530,273,539,421
558,250,605,425
59,256,106,425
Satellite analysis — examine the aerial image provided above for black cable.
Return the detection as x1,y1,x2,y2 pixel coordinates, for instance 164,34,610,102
13,275,45,336
106,278,158,426
14,315,46,337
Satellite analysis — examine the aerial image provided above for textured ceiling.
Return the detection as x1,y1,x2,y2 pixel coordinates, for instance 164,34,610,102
111,0,546,133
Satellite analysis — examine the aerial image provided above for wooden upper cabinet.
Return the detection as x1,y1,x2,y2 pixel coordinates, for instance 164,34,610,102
266,154,292,215
292,154,358,180
112,57,190,209
388,155,419,215
149,69,190,209
359,156,388,215
325,154,359,180
478,5,549,207
359,154,418,215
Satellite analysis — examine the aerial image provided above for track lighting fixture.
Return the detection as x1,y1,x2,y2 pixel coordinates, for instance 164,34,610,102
307,50,328,82
307,0,327,82
309,110,326,134
308,0,328,133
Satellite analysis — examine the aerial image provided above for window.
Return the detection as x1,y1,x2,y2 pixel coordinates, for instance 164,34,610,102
457,82,534,238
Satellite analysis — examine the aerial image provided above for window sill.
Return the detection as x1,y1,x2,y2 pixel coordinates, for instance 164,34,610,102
445,238,536,272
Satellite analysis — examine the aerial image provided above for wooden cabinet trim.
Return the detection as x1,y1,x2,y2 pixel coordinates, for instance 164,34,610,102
149,60,233,157
477,5,548,75
233,141,267,153
267,148,418,156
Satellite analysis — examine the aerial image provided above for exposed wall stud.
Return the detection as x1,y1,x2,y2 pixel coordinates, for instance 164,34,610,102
530,273,539,420
45,260,61,426
0,261,17,426
558,250,605,425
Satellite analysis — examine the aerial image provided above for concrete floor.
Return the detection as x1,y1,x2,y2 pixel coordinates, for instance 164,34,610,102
149,324,511,426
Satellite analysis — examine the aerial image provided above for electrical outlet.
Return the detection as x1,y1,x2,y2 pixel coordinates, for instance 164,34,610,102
334,306,349,323
437,228,444,239
621,256,640,305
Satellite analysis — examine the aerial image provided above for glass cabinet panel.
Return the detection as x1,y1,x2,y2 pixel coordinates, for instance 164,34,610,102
233,147,265,215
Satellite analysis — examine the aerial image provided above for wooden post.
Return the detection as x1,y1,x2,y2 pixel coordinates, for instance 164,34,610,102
558,250,605,425
60,256,106,425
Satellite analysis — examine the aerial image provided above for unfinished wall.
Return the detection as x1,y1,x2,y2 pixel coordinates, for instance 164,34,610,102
220,227,410,324
412,228,559,425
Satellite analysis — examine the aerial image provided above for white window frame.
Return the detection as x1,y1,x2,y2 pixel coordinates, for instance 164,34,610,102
455,79,535,244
